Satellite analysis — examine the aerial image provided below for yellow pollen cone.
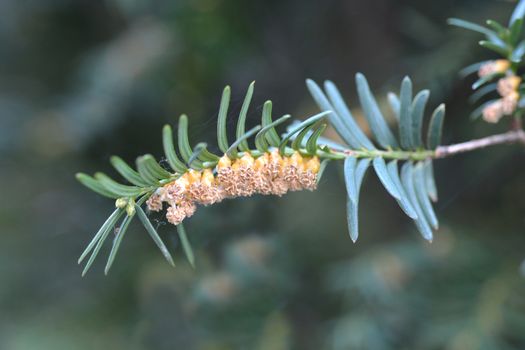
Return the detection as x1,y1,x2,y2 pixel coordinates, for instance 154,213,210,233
290,151,304,168
217,155,232,169
254,153,269,170
306,157,321,173
186,169,202,184
494,59,511,73
201,168,215,186
269,149,285,166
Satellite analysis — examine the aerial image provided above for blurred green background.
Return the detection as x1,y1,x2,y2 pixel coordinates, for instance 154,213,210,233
1,0,525,349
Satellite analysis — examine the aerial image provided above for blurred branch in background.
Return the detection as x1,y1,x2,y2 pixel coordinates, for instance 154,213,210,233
327,228,525,350
60,19,172,150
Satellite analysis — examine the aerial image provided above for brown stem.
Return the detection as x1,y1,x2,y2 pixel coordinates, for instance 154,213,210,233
435,129,525,158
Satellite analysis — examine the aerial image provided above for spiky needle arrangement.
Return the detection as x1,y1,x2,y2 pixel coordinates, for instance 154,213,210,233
77,74,451,275
77,1,525,275
77,82,331,275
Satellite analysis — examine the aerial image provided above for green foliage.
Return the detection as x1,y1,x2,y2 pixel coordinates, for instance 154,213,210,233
427,104,446,150
77,73,447,273
236,82,255,152
309,80,375,149
356,73,399,148
9,0,525,347
344,158,371,241
162,125,188,173
177,223,195,268
307,75,445,241
76,83,333,274
135,204,176,267
217,86,231,153
279,111,330,155
449,0,525,119
76,0,525,274
228,125,261,158
254,113,287,153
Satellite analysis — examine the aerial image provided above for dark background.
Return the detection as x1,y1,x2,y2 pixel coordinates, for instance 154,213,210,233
1,0,525,349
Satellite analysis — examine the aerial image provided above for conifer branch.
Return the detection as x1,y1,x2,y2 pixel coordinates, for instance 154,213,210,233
327,129,525,160
75,0,525,274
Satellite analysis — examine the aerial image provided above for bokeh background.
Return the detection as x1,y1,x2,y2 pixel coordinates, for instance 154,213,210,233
1,0,525,349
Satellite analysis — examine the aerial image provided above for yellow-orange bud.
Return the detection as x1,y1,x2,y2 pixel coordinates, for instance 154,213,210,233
269,149,285,168
478,59,510,77
482,100,504,123
305,157,321,173
185,169,202,184
115,197,128,209
502,91,519,115
126,202,136,216
217,155,232,169
497,75,521,97
289,151,304,168
494,59,511,72
254,153,269,170
175,175,190,190
233,153,255,170
201,168,215,186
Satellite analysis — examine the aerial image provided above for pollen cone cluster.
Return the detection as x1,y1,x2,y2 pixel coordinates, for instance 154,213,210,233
146,151,321,225
478,59,511,78
478,60,522,124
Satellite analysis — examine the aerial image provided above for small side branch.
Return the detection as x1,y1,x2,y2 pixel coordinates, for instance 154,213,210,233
326,130,525,161
435,129,525,158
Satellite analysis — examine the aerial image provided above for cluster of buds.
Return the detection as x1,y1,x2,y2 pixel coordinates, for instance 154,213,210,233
146,150,321,226
115,197,136,216
479,60,521,123
478,59,511,78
